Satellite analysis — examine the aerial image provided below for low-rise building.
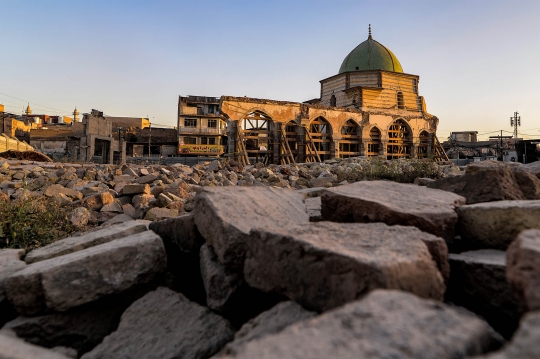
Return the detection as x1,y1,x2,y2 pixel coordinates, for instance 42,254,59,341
177,96,226,156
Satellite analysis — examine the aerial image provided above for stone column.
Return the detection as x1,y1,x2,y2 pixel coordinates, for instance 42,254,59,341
108,141,114,165
332,139,341,159
380,140,388,158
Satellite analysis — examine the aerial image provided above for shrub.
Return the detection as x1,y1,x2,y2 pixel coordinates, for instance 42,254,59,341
0,195,77,252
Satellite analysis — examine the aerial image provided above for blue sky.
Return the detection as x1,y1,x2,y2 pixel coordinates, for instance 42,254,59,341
1,0,539,140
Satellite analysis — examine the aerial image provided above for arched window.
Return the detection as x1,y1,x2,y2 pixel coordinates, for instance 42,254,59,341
397,92,404,109
330,94,336,107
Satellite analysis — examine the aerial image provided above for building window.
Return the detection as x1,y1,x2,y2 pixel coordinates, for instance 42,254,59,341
330,94,337,107
197,106,204,115
208,137,216,145
412,79,418,94
397,92,404,109
184,137,197,144
416,96,423,111
207,119,217,128
184,118,197,127
201,137,208,144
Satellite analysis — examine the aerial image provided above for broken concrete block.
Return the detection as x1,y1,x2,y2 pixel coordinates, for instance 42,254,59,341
244,222,445,311
296,187,327,198
507,229,540,312
44,184,83,201
215,290,502,359
81,287,234,359
121,184,150,195
0,333,72,359
220,301,316,356
457,200,540,250
446,249,520,339
6,231,166,315
194,186,308,269
135,174,157,184
82,192,115,211
143,207,178,221
321,180,465,241
25,221,150,264
99,200,122,213
427,162,540,204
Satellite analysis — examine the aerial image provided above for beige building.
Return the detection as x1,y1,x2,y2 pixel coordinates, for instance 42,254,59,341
220,27,446,164
177,96,226,156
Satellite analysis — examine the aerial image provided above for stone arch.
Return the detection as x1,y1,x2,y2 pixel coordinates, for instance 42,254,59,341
239,110,275,164
386,118,413,159
309,116,333,161
339,119,361,158
417,130,431,158
366,125,381,157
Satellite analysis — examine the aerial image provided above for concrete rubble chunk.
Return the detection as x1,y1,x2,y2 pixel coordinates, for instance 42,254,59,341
244,222,445,311
135,174,157,184
457,200,540,250
322,180,465,241
83,192,115,211
121,183,150,195
81,287,234,359
216,289,503,359
194,186,309,269
149,213,203,253
219,301,316,356
6,231,167,315
0,333,72,359
506,229,540,312
24,221,150,264
472,311,540,359
446,250,520,339
427,162,540,204
143,207,178,221
44,184,83,201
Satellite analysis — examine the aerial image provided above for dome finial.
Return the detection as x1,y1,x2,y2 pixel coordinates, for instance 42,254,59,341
368,24,372,39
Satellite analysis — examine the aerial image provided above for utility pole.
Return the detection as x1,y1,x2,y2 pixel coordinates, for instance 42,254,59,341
148,122,152,158
500,130,503,159
510,111,521,138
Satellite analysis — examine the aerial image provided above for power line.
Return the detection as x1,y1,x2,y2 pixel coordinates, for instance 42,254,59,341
0,92,71,113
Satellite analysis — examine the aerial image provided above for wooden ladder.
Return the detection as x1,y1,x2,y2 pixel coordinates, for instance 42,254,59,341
280,130,296,165
433,135,449,162
304,128,321,163
236,130,250,166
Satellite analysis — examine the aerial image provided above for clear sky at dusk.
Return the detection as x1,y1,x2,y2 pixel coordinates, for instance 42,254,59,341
1,0,539,140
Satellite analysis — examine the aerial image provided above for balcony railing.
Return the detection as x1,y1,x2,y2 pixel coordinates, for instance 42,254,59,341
179,127,226,135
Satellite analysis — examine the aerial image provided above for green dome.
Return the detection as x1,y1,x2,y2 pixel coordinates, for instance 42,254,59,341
339,33,403,74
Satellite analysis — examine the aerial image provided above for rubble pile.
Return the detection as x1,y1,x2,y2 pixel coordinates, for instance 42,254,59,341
0,157,453,227
0,159,540,358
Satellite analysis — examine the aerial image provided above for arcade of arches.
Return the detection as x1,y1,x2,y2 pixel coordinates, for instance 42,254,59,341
221,96,440,165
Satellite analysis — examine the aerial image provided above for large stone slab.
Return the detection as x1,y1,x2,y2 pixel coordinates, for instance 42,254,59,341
6,231,167,315
24,220,150,264
244,222,445,311
507,229,540,311
321,180,465,241
457,200,540,250
194,186,308,269
216,289,502,359
219,301,316,356
0,333,71,359
473,311,540,359
446,250,520,339
149,213,203,254
82,287,234,359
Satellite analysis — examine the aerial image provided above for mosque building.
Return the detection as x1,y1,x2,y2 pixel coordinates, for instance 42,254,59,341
181,26,446,164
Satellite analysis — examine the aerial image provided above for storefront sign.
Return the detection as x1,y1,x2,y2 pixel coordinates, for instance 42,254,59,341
179,144,224,155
